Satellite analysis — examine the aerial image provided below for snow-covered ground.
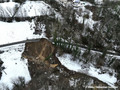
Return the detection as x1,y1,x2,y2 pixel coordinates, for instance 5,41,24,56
56,0,96,30
57,53,117,88
0,1,53,17
73,1,96,30
0,0,119,90
0,1,61,90
73,0,80,3
95,0,103,4
0,20,46,45
0,2,19,17
0,44,30,90
15,1,52,17
0,19,47,90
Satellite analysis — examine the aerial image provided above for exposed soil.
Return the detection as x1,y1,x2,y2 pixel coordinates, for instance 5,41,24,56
19,38,110,90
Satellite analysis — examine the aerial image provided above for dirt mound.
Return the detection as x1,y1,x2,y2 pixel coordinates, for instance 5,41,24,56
22,38,58,68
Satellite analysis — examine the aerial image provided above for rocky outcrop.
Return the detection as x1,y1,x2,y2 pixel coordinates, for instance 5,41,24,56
22,38,58,68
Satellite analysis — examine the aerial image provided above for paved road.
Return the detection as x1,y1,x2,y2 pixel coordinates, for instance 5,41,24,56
0,38,41,47
0,38,120,57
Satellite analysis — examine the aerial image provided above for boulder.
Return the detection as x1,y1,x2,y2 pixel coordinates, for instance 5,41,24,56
22,38,58,68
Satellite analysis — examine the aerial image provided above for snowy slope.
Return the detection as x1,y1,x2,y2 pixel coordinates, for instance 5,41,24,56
57,54,117,88
95,0,103,4
0,1,53,18
15,1,52,17
73,0,80,3
0,0,119,89
0,20,47,89
73,1,96,30
0,1,53,89
0,44,31,90
0,2,19,17
0,19,47,89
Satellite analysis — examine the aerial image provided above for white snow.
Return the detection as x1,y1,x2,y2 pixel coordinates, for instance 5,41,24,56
95,0,103,4
84,18,96,29
15,1,52,17
0,1,53,17
0,20,46,89
0,20,46,45
0,2,19,17
57,53,117,88
57,0,96,30
0,0,118,89
57,54,82,72
0,1,52,89
73,0,80,3
0,44,31,90
73,1,92,7
73,1,96,30
75,11,96,30
89,66,117,88
0,1,63,23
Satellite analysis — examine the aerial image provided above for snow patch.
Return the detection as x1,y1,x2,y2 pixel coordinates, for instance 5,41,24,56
89,66,117,88
0,1,54,17
0,21,45,45
73,1,92,7
73,0,80,3
0,2,19,17
57,53,117,88
74,1,96,30
95,0,103,4
0,44,31,90
15,1,52,17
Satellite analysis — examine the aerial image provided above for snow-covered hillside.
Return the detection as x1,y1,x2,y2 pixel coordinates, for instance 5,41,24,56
0,1,50,90
0,19,47,89
0,1,53,18
0,44,31,90
57,53,117,88
0,0,120,90
0,2,19,17
15,1,52,17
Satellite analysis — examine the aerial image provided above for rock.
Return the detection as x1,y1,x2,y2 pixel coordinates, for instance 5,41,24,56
0,59,4,79
22,38,58,68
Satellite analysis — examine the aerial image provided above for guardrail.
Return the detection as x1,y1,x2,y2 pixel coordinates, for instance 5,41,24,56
0,38,41,48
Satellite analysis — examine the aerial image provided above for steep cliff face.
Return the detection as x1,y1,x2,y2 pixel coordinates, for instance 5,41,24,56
15,1,52,17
